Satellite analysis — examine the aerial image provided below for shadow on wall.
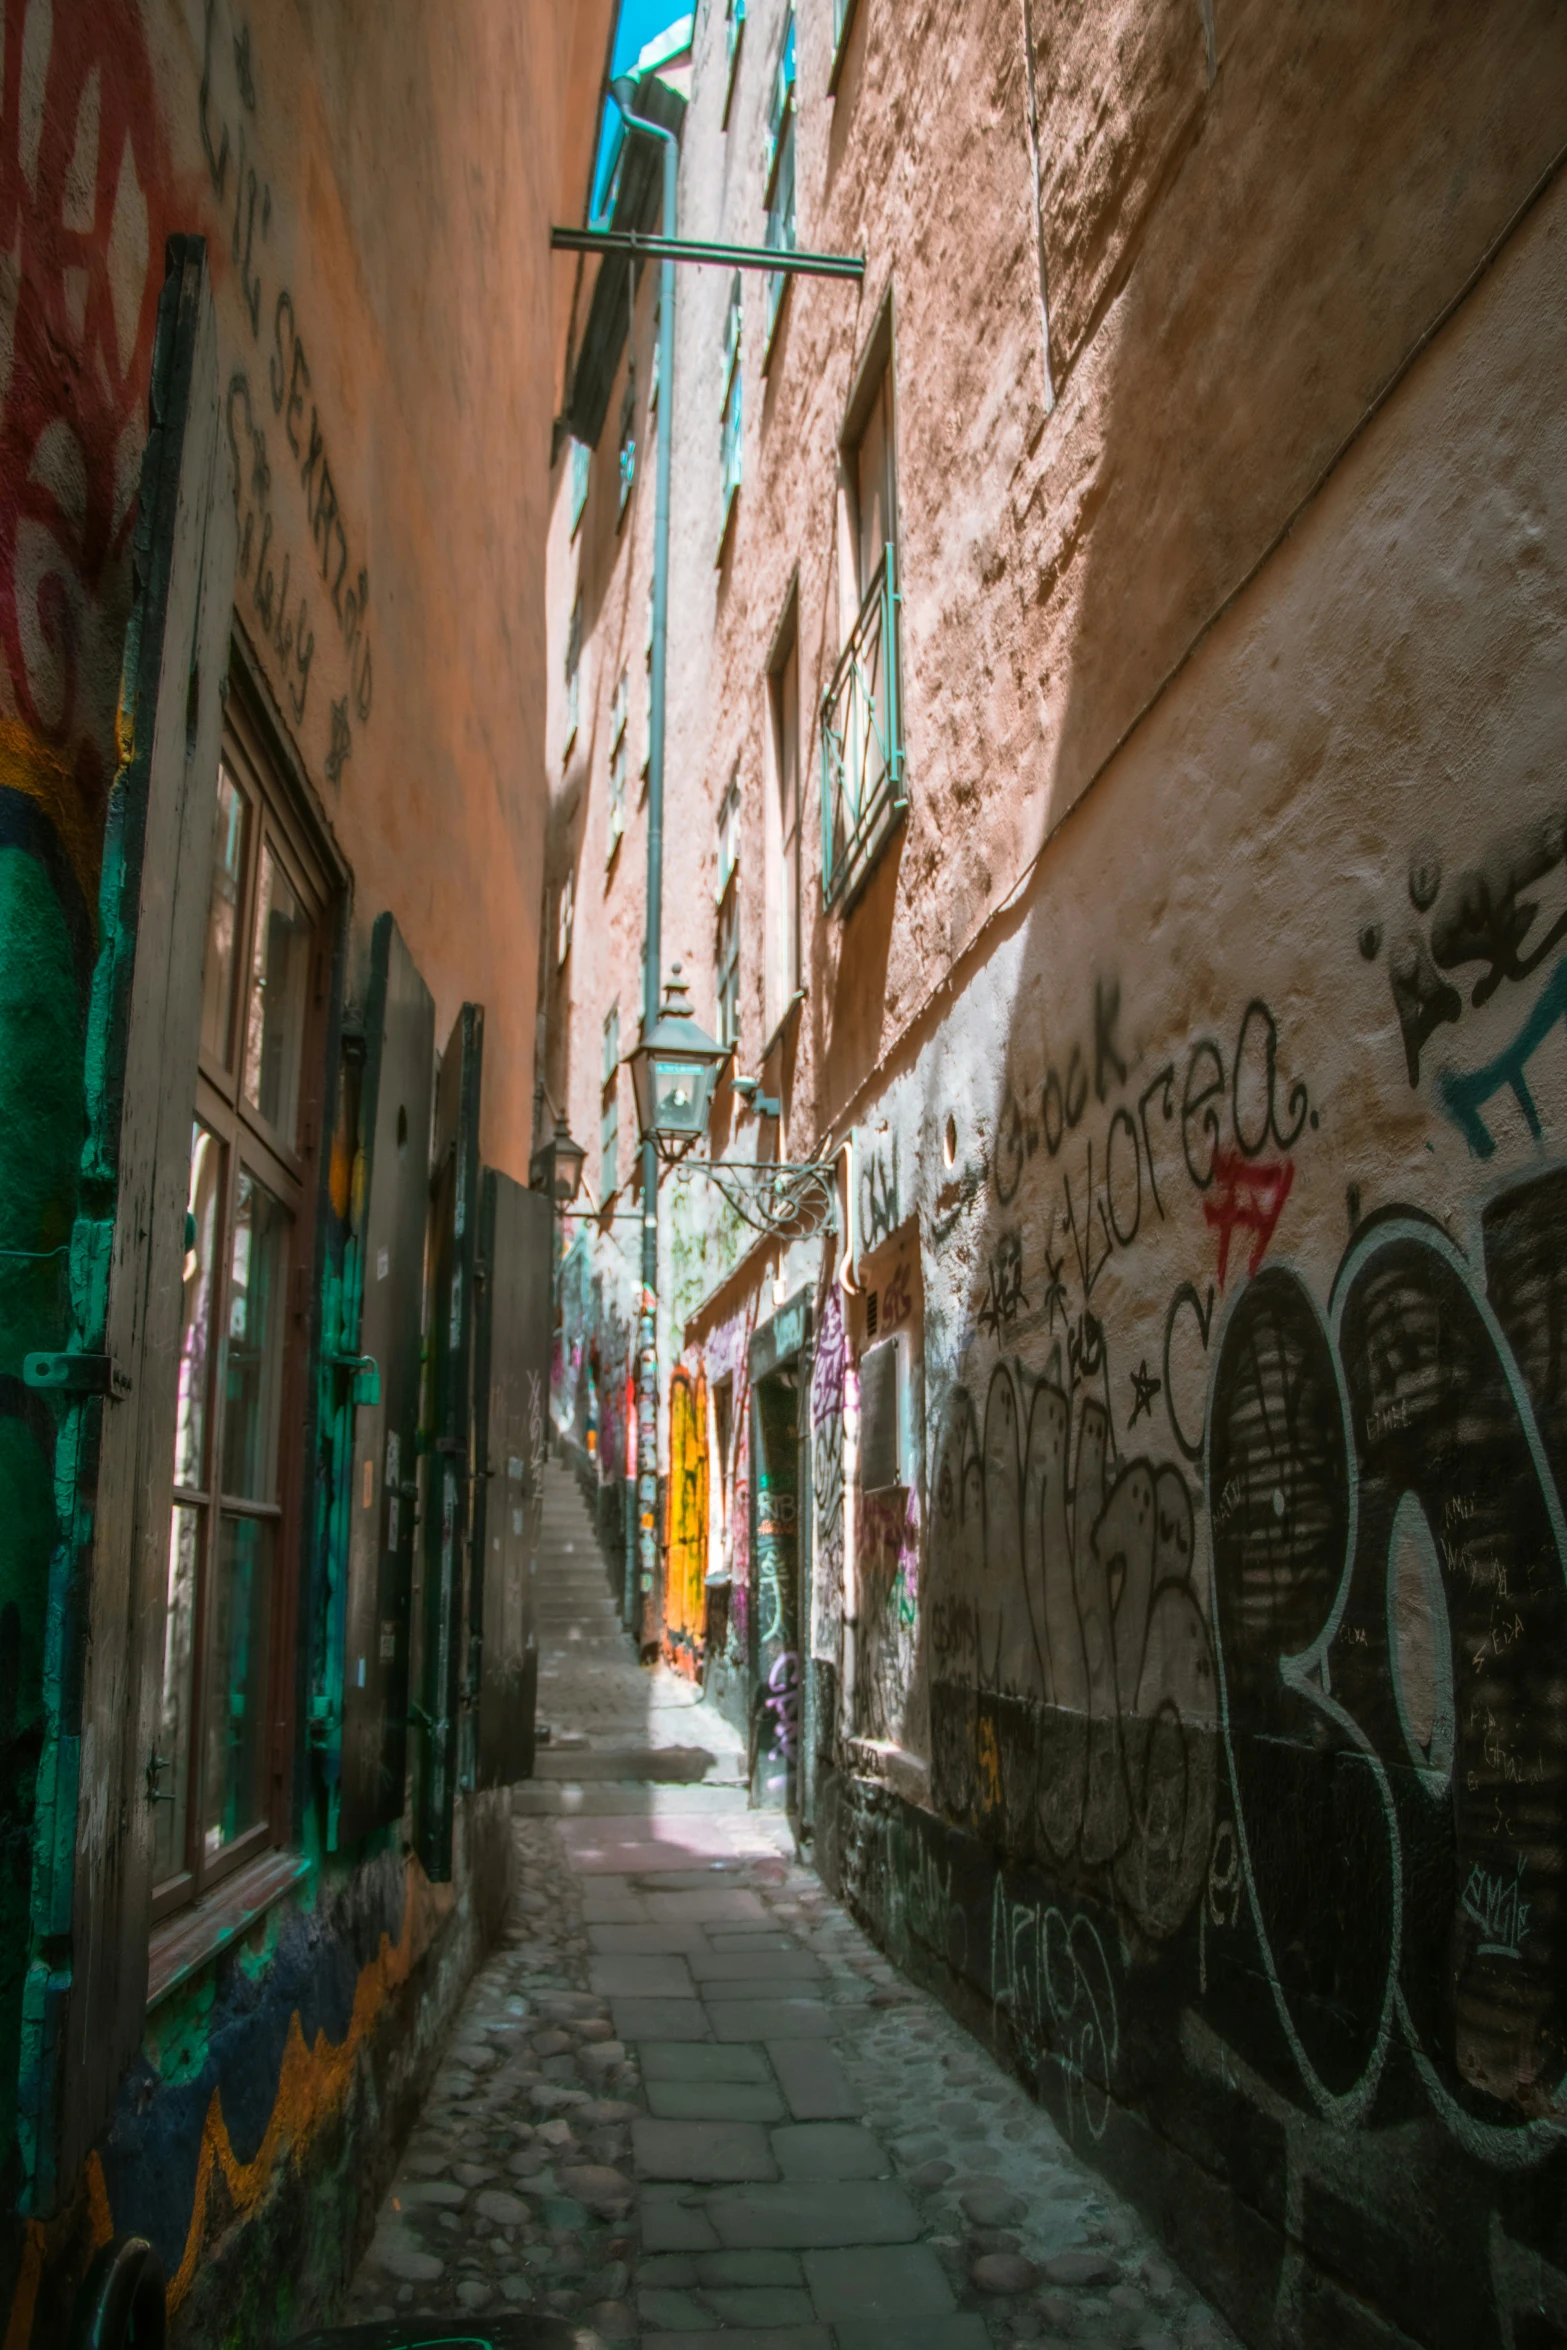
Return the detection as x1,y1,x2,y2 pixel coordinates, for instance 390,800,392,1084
829,9,1567,2350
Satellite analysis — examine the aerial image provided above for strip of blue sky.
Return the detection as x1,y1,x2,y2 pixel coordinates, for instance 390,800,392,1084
590,1,693,222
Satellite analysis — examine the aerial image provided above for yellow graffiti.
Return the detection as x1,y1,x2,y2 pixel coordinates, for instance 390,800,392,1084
0,1857,451,2345
1,2225,44,2350
0,716,103,922
163,1860,447,2310
664,1366,710,1666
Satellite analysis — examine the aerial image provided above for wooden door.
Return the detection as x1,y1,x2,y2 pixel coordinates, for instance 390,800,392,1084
336,916,435,1846
415,1004,482,1879
473,1171,550,1787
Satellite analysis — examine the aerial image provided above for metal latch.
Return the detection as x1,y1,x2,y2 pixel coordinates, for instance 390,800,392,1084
24,1352,131,1398
328,1350,380,1406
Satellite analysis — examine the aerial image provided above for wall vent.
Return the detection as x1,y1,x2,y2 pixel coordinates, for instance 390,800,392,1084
865,1289,879,1339
859,1334,905,1492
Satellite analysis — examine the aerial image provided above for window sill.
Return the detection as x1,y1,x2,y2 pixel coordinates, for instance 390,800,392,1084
147,1848,311,2012
761,988,804,1062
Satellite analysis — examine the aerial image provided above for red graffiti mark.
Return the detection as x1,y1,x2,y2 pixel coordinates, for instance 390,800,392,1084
0,1,179,853
1203,1149,1294,1286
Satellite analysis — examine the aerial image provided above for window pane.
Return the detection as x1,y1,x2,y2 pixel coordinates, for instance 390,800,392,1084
153,1502,201,1883
174,1122,222,1489
201,767,249,1070
203,1512,274,1853
222,1170,290,1502
242,841,312,1145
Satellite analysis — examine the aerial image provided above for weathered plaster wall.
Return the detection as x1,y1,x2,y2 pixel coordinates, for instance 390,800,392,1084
818,170,1567,2350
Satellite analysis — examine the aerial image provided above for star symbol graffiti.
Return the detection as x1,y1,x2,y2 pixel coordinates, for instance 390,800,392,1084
1129,1358,1161,1426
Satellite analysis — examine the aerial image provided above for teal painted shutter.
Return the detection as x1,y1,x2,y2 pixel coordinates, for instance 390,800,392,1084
474,1171,551,1787
414,1004,482,1880
323,916,435,1849
20,238,237,2213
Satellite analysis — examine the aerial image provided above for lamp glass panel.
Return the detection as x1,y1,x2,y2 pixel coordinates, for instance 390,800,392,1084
653,1057,706,1132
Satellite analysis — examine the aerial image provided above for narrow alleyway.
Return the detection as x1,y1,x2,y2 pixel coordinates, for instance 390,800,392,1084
340,1464,1238,2348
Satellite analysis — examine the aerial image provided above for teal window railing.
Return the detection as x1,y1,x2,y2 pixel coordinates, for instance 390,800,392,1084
820,541,905,910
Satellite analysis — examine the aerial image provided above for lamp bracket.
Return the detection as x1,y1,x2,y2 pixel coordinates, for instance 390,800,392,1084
671,1155,838,1239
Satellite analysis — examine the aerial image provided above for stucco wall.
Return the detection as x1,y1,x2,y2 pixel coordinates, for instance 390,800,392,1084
816,157,1567,2350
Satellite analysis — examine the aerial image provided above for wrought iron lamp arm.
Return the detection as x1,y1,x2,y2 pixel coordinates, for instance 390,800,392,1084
671,1154,838,1239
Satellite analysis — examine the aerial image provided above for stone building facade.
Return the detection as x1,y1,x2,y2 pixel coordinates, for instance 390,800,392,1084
0,2,609,2342
541,1,1567,2342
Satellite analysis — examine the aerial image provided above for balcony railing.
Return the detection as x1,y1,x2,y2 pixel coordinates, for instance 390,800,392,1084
820,541,904,910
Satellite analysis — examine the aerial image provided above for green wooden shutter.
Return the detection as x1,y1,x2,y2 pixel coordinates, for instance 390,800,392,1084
329,916,435,1848
20,237,237,2213
415,1004,482,1880
474,1171,551,1787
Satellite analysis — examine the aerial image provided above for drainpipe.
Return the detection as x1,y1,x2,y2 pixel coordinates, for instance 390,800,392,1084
617,86,678,1644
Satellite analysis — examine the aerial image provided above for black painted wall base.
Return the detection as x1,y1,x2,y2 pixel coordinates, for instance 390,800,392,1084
816,1770,1567,2350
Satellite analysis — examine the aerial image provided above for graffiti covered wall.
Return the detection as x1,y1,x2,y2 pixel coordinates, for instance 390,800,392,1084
820,168,1567,2350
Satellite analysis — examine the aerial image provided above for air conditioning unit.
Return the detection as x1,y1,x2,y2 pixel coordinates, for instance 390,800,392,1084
858,1332,910,1493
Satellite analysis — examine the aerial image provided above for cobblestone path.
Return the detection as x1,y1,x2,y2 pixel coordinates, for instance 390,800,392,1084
342,1464,1237,2350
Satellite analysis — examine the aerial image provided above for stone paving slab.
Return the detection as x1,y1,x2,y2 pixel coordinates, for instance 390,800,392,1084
771,2123,887,2180
686,1948,824,1982
645,2079,786,2122
633,2116,778,2181
643,2041,772,2083
700,2180,924,2248
592,1954,695,1997
612,1996,708,2040
709,2000,837,2042
338,1457,1241,2350
767,2042,858,2119
804,2242,957,2316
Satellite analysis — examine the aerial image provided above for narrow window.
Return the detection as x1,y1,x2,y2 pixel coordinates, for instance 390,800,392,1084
720,274,743,546
569,438,589,535
763,12,797,352
765,608,800,1036
723,0,745,128
156,713,330,1915
716,772,741,1050
564,591,582,757
822,331,905,908
608,665,629,859
601,1001,621,1199
642,594,654,783
618,378,636,520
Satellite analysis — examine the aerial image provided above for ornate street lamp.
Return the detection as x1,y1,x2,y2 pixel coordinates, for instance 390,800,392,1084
529,1112,587,1206
626,965,730,1162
